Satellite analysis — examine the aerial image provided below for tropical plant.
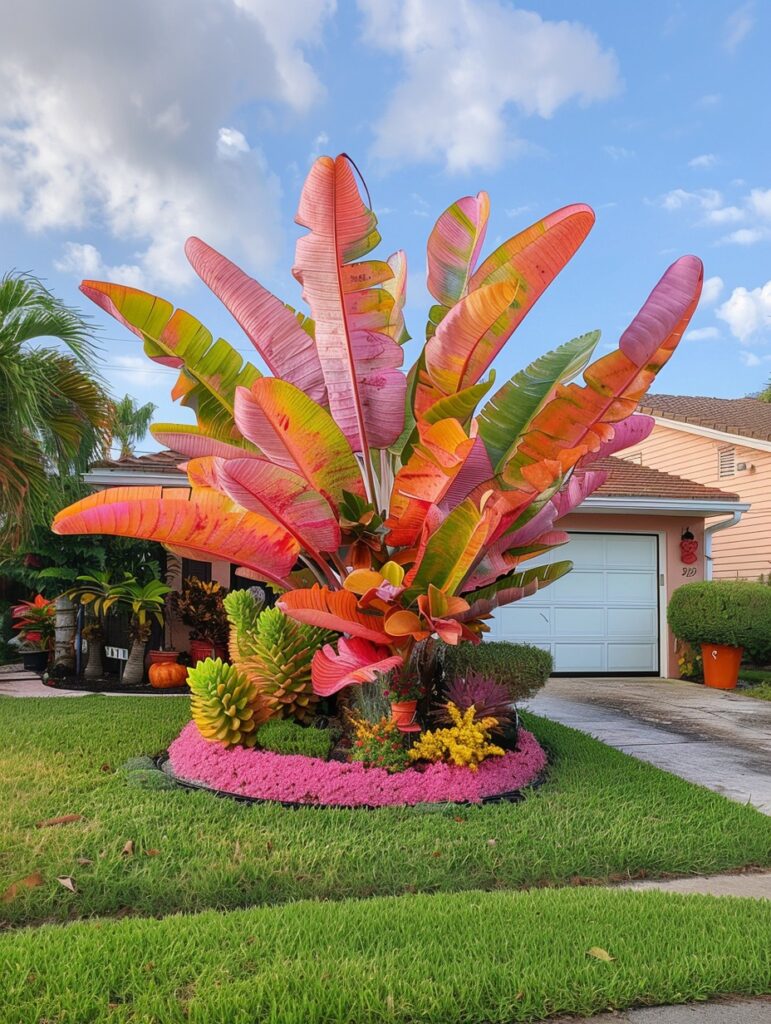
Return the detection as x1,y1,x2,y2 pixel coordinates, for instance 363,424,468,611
10,595,56,652
108,394,157,459
52,153,703,705
443,640,553,702
0,272,112,551
65,571,124,680
170,577,229,646
408,703,504,770
434,672,516,732
348,714,409,773
224,591,335,723
111,576,172,685
187,657,263,747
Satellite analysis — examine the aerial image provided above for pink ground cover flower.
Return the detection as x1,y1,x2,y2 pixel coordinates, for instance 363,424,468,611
167,721,547,807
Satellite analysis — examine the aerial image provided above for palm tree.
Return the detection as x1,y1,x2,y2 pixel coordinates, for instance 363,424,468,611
109,394,157,459
0,272,112,550
112,577,171,685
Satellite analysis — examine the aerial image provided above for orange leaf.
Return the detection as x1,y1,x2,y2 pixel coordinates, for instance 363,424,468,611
35,814,83,828
2,871,44,903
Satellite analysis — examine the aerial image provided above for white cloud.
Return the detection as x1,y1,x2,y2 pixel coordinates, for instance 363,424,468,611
689,153,717,169
357,0,620,171
0,1,335,289
684,326,720,341
308,131,330,164
749,188,771,218
719,227,769,245
604,145,634,161
724,3,754,54
717,281,771,342
704,205,744,225
695,93,721,108
658,184,771,243
740,351,763,367
658,187,723,212
54,242,145,288
701,276,724,305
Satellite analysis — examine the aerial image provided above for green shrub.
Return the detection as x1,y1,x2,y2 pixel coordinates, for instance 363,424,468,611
667,581,771,662
442,640,552,702
256,718,334,760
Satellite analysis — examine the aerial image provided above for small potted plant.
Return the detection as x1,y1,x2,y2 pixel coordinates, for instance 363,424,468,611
148,592,179,667
171,577,229,664
10,595,55,672
668,581,771,689
384,672,425,731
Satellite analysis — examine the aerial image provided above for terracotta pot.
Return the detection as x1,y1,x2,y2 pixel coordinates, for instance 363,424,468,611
390,699,418,728
148,649,179,666
189,640,228,665
700,642,743,689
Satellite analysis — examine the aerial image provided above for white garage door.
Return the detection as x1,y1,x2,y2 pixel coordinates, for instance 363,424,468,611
488,532,660,674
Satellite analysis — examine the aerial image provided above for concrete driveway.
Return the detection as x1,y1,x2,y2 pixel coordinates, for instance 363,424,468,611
527,677,771,815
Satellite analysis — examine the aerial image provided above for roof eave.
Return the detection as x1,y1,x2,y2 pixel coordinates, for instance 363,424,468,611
578,496,749,516
648,415,771,451
85,468,186,488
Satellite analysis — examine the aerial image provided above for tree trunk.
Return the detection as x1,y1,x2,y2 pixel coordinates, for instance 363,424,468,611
84,625,105,680
53,596,76,675
122,630,150,686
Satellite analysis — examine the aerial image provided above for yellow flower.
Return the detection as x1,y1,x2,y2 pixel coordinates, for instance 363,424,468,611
409,703,504,770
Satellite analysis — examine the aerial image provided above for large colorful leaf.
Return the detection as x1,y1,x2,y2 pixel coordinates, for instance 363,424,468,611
477,331,600,471
504,256,703,485
383,250,410,345
458,561,573,620
233,377,366,509
52,486,299,588
185,237,327,404
426,192,490,309
278,586,389,642
215,456,341,555
151,424,258,460
292,155,407,459
311,637,403,697
576,414,654,465
81,281,260,445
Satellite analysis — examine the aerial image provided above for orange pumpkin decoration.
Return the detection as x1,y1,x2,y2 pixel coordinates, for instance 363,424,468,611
148,662,188,689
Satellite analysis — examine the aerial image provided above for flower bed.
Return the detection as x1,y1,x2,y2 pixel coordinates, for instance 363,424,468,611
166,721,547,807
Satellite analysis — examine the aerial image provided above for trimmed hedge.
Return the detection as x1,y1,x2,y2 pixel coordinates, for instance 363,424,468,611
443,640,553,703
667,581,771,662
256,718,334,760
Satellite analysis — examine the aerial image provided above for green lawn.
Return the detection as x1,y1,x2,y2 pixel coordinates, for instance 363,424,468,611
1,695,769,1023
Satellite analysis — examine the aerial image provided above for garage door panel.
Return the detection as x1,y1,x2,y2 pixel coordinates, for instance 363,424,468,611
606,573,657,602
607,644,657,672
607,607,658,638
489,532,660,675
553,643,605,672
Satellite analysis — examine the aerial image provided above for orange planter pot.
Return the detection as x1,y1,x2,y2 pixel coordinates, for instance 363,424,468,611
700,643,743,689
390,700,418,729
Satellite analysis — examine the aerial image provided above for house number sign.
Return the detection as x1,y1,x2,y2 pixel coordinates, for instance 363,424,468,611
105,646,129,661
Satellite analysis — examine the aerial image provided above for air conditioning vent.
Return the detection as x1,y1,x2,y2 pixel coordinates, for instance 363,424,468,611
718,446,736,478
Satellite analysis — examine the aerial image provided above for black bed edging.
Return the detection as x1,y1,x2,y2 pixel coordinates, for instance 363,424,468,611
156,752,548,810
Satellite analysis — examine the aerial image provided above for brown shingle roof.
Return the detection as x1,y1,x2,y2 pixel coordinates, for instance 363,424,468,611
587,456,739,501
92,450,740,504
639,393,771,442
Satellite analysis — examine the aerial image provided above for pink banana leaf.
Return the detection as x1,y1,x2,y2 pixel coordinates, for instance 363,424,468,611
215,456,341,556
426,192,490,309
278,586,389,643
80,281,260,447
576,414,654,465
52,486,299,589
457,560,574,621
185,236,327,405
311,637,403,697
292,155,407,456
233,377,366,510
504,256,704,484
439,435,494,513
383,250,410,345
462,530,570,592
151,424,261,462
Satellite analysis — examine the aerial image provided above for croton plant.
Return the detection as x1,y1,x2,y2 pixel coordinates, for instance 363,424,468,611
53,154,703,697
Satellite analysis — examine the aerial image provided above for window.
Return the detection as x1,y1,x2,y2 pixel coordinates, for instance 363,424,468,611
718,446,736,478
181,557,212,583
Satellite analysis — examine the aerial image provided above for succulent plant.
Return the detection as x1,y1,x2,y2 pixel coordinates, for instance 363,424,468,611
187,657,265,747
224,591,335,724
434,671,515,733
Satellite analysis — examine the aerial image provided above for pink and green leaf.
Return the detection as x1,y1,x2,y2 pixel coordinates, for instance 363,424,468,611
426,192,490,308
311,637,403,697
278,586,389,642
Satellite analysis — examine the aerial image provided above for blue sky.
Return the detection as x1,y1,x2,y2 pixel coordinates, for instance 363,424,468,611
2,0,770,453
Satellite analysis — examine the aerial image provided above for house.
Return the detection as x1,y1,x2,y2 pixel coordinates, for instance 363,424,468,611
85,450,747,678
623,394,771,582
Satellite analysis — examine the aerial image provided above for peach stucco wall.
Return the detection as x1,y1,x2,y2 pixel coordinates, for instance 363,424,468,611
559,512,706,676
625,424,770,580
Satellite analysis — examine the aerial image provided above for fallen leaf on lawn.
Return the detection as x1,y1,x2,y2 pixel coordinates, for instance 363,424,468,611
35,814,83,829
56,876,77,893
588,947,615,962
121,840,135,857
2,871,44,903
100,763,113,773
145,849,161,857
76,857,93,867
487,838,497,846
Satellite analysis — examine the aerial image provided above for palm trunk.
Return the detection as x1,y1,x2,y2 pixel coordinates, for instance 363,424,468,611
84,626,104,680
122,625,150,686
53,596,76,674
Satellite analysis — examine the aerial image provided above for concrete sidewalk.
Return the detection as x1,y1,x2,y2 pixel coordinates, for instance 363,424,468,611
527,677,771,815
547,996,771,1023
